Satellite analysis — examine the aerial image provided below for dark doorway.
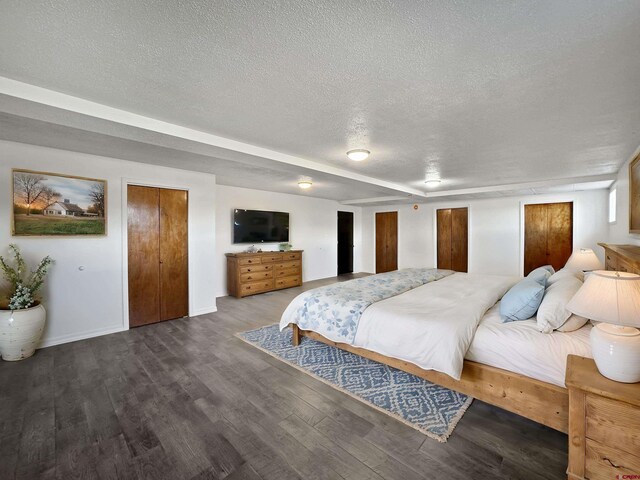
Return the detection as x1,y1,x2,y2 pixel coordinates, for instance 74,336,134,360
337,211,354,275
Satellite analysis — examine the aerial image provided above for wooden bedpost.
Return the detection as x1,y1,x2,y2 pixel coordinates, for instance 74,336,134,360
291,324,302,346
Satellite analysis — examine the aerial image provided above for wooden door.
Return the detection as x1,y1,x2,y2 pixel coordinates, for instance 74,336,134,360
524,202,573,275
376,212,398,273
159,188,189,321
128,185,188,327
437,209,452,269
128,186,161,327
337,211,354,275
451,208,469,272
437,208,468,272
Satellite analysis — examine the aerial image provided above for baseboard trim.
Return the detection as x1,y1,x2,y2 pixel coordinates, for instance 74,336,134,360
192,306,217,316
39,325,127,349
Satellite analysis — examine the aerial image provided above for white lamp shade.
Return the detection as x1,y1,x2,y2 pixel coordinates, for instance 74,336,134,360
567,270,640,328
564,248,603,271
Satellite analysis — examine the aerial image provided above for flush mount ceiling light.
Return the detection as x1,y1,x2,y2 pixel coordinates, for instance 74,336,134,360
298,179,313,189
346,149,370,161
424,179,442,187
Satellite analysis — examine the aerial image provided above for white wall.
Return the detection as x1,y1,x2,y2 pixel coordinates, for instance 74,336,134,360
361,190,610,276
215,185,362,297
0,140,217,347
609,151,640,245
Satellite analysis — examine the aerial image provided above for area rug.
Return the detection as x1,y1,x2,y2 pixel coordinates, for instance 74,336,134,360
236,324,473,442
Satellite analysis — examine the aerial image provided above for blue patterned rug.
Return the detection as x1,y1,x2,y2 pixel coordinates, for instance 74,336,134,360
236,324,473,442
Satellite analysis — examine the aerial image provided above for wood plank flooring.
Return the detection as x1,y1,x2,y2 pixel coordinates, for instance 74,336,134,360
0,275,568,479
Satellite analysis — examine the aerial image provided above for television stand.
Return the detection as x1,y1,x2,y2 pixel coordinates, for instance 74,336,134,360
225,250,303,298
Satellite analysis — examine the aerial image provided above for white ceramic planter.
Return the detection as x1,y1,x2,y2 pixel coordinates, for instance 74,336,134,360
0,304,46,361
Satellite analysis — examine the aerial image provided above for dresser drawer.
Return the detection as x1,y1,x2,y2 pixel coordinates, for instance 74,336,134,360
240,271,273,283
604,252,618,271
281,252,301,261
275,260,300,270
275,267,300,278
238,256,263,266
617,257,635,273
240,280,274,295
585,438,640,480
239,264,273,274
586,394,640,457
260,254,282,263
275,276,301,289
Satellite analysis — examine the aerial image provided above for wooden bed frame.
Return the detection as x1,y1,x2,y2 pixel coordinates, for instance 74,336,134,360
291,324,569,433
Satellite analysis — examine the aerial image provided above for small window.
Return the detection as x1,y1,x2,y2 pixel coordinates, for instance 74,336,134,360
609,188,617,223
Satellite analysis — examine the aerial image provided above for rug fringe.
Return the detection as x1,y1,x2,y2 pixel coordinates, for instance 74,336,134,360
234,330,473,443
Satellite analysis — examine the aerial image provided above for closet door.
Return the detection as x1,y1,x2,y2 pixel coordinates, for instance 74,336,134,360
524,202,573,275
436,209,452,269
128,185,188,327
128,186,161,327
159,188,189,321
376,212,398,273
437,208,468,272
546,202,573,271
450,208,469,272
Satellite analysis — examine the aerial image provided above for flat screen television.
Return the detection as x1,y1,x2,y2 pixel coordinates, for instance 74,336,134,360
233,209,289,244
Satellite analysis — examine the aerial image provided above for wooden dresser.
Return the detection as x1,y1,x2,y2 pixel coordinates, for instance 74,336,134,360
598,243,640,274
226,250,303,298
566,355,640,480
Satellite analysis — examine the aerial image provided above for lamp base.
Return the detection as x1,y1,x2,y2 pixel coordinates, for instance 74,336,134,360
590,323,640,383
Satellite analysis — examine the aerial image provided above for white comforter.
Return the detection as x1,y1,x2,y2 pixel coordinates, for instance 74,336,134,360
466,303,592,387
352,273,517,380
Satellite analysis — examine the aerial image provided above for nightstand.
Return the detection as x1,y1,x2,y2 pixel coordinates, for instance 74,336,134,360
566,355,640,480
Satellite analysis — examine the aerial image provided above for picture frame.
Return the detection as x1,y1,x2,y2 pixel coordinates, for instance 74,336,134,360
11,169,108,236
630,154,640,234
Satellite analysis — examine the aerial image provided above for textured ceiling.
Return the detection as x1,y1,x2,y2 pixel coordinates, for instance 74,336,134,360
1,0,639,198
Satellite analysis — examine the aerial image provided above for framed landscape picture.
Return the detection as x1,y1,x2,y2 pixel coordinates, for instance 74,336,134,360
12,169,107,236
631,154,640,234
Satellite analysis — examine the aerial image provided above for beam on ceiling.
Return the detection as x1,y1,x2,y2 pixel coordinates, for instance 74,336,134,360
424,174,617,198
0,76,428,199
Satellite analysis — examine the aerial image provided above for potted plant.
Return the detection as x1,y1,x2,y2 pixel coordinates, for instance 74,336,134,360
279,242,293,252
0,245,53,361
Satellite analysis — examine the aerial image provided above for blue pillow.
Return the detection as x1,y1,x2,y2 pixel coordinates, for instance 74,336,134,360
527,265,554,287
500,278,545,322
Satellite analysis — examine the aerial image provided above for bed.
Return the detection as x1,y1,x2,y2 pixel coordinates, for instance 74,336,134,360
280,269,592,433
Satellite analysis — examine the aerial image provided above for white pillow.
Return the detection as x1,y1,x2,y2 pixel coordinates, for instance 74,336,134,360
536,276,583,333
547,268,584,286
556,314,589,332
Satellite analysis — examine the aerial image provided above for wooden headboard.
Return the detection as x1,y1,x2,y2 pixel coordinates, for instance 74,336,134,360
598,243,640,274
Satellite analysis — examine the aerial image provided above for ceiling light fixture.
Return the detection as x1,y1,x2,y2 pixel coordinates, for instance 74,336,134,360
298,179,313,189
425,179,442,187
347,149,370,161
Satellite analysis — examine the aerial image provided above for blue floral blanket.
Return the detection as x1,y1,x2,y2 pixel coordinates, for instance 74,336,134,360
279,268,454,344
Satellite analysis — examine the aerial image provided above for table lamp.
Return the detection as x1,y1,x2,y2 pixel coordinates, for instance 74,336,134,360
567,270,640,383
564,248,603,271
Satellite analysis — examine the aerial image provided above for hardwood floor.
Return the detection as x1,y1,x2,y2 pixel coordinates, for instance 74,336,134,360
0,275,568,479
